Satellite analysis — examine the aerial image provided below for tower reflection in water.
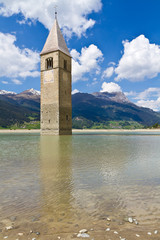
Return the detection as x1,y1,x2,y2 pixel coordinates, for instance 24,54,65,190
40,135,74,225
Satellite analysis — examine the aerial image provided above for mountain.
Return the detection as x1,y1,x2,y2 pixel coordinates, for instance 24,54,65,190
0,88,40,96
92,91,130,104
72,92,160,128
0,88,40,128
18,88,40,96
0,90,16,95
0,89,160,129
0,88,40,112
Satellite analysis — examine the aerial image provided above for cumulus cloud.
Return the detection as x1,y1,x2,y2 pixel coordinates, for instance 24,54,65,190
102,67,114,79
0,0,102,38
125,87,160,111
137,98,160,112
71,44,103,82
124,91,137,97
72,89,80,95
135,87,160,100
100,82,122,93
135,87,160,111
0,32,40,79
115,35,160,81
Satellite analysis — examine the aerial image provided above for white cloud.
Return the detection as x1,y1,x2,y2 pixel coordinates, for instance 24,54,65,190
12,79,22,85
109,62,116,66
72,89,80,95
135,87,160,100
124,91,137,97
17,19,32,26
102,67,114,79
126,87,160,111
0,0,102,38
137,98,160,112
0,32,40,79
71,44,103,82
135,87,160,111
2,81,8,84
115,35,160,81
100,82,122,93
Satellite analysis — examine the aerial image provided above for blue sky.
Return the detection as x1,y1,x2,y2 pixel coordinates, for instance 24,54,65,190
0,0,160,110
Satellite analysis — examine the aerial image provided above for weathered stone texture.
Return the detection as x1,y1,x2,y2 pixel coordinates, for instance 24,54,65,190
40,18,72,135
41,51,72,135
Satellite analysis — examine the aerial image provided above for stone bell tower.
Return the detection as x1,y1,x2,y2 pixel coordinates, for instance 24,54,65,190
40,14,72,135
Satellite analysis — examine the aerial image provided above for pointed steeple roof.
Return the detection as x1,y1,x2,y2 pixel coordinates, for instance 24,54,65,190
40,18,71,57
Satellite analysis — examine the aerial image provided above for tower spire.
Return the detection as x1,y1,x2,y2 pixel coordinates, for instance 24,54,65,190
40,4,72,136
40,9,71,57
54,5,57,19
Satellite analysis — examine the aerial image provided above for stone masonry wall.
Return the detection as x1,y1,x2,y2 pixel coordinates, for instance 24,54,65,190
41,50,72,135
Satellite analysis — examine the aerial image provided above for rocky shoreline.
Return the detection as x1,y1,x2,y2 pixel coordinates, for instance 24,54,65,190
0,215,159,240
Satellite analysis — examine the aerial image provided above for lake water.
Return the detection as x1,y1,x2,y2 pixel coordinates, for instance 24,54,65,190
0,131,160,239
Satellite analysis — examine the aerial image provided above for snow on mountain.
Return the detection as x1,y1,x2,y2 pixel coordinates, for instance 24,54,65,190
0,88,40,96
27,88,41,96
0,90,16,95
18,88,41,96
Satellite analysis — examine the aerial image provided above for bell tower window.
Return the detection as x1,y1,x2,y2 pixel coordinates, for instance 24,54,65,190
46,57,53,70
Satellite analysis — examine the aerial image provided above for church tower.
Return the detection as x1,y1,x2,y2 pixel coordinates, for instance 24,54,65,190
40,15,72,135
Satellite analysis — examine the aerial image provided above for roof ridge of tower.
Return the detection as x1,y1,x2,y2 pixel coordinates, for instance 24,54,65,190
40,18,71,57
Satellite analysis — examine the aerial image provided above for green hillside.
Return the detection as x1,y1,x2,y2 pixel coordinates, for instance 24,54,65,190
0,91,160,129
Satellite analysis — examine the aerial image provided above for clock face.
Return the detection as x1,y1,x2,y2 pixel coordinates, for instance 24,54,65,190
43,70,54,84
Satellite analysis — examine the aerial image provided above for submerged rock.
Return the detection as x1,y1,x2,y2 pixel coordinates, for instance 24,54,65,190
106,228,110,231
79,229,88,234
77,229,90,238
5,226,13,230
77,233,90,238
18,233,24,236
128,217,133,223
125,217,139,225
133,218,139,225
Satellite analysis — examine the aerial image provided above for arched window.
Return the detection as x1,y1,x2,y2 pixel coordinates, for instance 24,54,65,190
64,60,67,70
66,115,69,121
46,58,53,70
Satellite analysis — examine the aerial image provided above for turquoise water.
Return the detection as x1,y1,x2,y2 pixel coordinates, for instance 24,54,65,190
0,132,160,238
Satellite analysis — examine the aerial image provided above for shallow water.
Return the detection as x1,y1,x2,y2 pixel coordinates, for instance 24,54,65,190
0,132,160,239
